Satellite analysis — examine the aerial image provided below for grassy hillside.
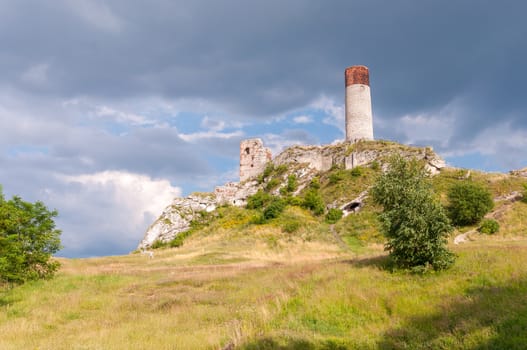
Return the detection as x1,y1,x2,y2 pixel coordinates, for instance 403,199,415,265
2,152,527,349
2,239,527,349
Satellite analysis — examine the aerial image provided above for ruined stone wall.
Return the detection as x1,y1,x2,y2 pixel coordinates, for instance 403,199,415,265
239,138,272,182
345,66,374,142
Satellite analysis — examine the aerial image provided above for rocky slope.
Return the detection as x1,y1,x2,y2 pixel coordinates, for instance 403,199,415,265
138,140,447,250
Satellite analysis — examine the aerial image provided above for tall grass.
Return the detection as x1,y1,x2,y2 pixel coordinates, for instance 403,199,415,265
2,239,527,349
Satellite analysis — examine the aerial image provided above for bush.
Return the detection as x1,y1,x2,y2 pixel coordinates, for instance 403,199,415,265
265,178,281,192
350,166,363,177
325,208,343,224
479,219,500,234
286,174,298,193
371,155,455,271
522,184,527,204
329,171,345,184
302,189,325,216
370,161,380,171
286,196,303,207
246,190,272,209
282,220,300,233
0,188,62,285
447,181,494,226
263,198,287,220
275,164,288,175
309,177,321,190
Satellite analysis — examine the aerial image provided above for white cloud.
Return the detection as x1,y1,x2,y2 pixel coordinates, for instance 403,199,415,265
65,0,123,33
312,96,345,133
56,170,181,256
293,115,313,124
95,105,159,127
179,130,244,142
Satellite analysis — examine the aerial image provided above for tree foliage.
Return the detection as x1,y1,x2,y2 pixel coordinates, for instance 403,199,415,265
447,182,494,226
371,156,455,271
0,188,62,285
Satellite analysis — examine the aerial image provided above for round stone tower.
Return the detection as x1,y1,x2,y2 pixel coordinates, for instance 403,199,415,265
345,65,374,142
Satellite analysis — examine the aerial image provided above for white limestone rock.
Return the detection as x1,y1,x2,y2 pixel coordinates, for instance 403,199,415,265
138,194,217,249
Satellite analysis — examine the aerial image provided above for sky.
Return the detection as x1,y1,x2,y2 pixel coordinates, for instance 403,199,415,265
1,0,526,257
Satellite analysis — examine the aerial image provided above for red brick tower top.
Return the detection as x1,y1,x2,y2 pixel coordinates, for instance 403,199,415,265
345,65,369,86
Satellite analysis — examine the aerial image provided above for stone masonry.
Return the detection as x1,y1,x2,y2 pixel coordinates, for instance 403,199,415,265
239,138,272,182
345,65,374,142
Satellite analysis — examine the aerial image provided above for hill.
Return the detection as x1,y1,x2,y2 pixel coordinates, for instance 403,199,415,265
2,140,527,349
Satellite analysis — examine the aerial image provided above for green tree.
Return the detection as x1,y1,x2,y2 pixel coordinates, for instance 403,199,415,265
447,182,494,226
0,188,62,285
371,156,455,271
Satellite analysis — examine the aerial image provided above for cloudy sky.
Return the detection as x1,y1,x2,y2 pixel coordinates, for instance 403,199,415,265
1,0,526,257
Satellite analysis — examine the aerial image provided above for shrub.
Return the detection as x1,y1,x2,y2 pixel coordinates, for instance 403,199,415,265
265,178,281,192
275,164,288,175
522,184,527,204
447,181,494,226
286,196,303,207
329,171,345,184
371,155,455,271
479,219,500,234
310,177,321,190
263,198,287,220
246,190,272,209
350,166,363,177
325,208,343,224
282,220,300,233
286,174,298,193
302,189,325,216
370,161,380,171
151,239,168,249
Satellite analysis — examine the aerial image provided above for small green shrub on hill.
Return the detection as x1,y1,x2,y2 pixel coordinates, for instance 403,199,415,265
447,181,494,226
325,208,343,224
265,178,281,192
329,171,345,184
350,166,363,177
479,219,500,234
263,198,287,220
310,177,321,190
302,189,325,216
246,190,272,210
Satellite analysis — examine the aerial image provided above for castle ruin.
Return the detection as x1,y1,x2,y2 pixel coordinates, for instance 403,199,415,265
239,138,272,182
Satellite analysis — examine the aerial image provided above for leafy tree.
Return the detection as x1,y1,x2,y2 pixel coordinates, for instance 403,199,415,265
371,155,455,271
0,188,62,285
447,182,494,226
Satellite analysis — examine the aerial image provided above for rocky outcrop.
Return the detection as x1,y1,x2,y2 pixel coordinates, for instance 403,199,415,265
214,180,259,206
510,167,527,177
273,141,446,175
138,194,216,249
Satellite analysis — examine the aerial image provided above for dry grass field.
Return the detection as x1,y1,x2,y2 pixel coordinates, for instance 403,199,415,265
2,231,527,349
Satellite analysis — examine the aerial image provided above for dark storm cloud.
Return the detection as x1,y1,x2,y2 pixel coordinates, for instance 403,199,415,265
2,1,525,129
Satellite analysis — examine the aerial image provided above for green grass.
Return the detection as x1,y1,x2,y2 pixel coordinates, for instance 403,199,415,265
2,239,527,349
